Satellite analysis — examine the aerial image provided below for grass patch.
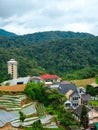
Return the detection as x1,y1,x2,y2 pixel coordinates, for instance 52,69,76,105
88,100,98,107
95,76,98,84
71,78,95,87
24,127,65,130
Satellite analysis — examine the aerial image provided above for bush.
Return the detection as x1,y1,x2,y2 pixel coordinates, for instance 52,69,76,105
5,82,10,86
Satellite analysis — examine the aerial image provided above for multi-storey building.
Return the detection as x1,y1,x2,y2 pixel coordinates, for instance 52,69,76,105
7,59,17,79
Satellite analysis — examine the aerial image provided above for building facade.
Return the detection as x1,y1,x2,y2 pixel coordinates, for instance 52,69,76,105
7,59,17,79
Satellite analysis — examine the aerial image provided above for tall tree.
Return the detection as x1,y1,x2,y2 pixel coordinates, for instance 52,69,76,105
19,111,26,126
80,105,88,129
32,120,43,130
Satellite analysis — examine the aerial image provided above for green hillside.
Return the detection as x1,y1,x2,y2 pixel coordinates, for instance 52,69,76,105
0,31,94,48
0,30,98,83
20,31,94,44
0,29,17,37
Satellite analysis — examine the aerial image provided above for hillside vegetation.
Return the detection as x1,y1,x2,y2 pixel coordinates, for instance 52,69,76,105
0,28,17,37
0,30,98,83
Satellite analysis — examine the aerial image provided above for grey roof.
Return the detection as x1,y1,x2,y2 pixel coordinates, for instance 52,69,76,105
29,76,44,83
81,94,91,101
73,105,91,117
94,107,98,112
70,92,79,97
58,83,78,95
60,81,71,85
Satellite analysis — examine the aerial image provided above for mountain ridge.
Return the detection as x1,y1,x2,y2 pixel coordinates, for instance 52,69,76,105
0,28,95,37
0,29,17,37
0,29,95,48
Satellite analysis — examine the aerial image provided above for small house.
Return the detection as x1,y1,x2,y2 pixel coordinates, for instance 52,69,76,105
58,83,80,109
40,74,61,85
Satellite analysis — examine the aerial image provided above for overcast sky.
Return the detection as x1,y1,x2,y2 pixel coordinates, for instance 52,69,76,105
0,0,98,35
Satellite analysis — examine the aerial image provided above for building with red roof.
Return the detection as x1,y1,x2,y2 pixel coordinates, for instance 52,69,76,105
40,74,61,85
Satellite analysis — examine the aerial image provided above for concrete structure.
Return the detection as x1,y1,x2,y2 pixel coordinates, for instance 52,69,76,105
2,77,30,86
2,76,44,86
7,59,17,79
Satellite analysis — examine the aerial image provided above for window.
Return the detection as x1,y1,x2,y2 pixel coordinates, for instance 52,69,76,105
73,103,78,107
73,97,78,100
17,82,23,84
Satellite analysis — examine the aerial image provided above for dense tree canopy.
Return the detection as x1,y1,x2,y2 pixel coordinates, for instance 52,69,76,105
24,82,65,106
80,105,89,129
0,31,98,83
86,85,98,96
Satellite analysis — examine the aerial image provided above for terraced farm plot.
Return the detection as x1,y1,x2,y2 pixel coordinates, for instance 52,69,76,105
0,94,26,110
0,94,58,128
0,94,38,127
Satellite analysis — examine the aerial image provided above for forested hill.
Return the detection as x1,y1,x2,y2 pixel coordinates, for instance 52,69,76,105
0,29,17,37
19,31,94,44
0,30,98,83
0,31,94,48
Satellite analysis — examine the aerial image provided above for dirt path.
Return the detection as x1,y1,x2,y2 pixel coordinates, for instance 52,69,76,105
0,123,23,130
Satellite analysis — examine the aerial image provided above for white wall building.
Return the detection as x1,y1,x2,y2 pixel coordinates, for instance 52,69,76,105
7,59,18,79
2,77,30,86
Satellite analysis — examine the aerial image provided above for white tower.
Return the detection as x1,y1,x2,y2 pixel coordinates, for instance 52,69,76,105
7,59,18,79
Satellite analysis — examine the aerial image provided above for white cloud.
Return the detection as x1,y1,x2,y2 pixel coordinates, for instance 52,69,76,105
0,0,98,35
65,23,92,33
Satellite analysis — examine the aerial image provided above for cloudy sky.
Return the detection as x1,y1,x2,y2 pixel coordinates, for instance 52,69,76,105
0,0,98,35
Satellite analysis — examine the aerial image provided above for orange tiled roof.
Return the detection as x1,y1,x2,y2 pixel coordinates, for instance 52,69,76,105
40,74,59,79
